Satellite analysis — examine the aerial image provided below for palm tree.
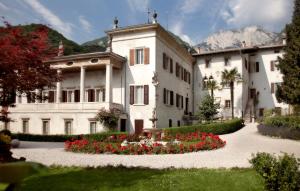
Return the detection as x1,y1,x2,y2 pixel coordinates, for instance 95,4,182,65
221,68,241,119
206,80,218,99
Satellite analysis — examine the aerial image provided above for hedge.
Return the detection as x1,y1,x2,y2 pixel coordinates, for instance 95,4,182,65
11,131,127,142
163,118,244,136
263,116,300,129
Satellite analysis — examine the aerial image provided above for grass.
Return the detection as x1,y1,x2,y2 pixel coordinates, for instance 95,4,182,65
1,166,264,191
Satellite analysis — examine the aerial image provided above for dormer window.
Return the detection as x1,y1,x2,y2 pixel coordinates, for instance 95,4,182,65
91,58,99,63
205,59,210,68
224,57,230,66
66,61,73,66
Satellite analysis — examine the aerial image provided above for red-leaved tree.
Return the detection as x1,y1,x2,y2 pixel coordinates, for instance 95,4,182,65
0,20,60,128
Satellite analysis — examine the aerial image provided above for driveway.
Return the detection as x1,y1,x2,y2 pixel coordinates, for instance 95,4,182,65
11,123,300,169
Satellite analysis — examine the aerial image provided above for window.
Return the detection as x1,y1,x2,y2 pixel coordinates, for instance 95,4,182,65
271,83,275,94
129,85,149,105
87,89,95,102
224,57,230,66
135,49,144,64
163,88,174,105
62,90,67,102
225,100,231,108
134,86,144,104
64,120,73,135
42,120,50,135
169,58,173,73
91,58,99,63
169,119,172,127
205,59,210,68
244,58,248,70
270,61,275,71
67,91,73,102
48,91,55,103
74,90,80,102
17,94,22,103
27,92,35,103
256,62,260,72
96,89,105,102
176,63,180,77
90,121,97,134
177,120,180,127
22,119,29,133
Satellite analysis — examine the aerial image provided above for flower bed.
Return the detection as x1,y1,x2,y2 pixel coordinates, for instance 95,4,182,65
65,132,226,155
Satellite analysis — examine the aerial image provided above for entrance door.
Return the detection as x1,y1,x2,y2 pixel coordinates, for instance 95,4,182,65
120,119,126,132
134,120,143,135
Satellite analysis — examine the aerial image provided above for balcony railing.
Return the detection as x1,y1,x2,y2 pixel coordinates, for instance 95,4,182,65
10,102,123,112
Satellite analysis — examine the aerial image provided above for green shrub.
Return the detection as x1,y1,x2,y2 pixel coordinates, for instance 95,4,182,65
263,116,300,129
250,152,300,191
12,132,127,142
163,118,244,136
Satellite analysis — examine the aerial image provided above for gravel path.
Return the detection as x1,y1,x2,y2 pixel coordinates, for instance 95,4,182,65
12,123,300,169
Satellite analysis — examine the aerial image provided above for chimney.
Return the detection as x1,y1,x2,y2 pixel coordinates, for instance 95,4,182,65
113,17,118,29
58,40,64,56
242,41,246,48
152,10,158,24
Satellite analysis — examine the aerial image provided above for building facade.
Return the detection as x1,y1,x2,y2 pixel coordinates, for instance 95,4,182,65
2,23,288,135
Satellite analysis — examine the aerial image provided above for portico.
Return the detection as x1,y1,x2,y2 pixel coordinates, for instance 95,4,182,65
45,52,125,106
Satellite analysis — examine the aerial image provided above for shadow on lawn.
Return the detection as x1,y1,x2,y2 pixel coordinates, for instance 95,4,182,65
19,166,165,191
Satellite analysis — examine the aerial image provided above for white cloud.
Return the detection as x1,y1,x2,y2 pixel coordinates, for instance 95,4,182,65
0,2,9,10
222,0,293,30
127,0,149,13
170,21,194,45
24,0,73,38
79,15,92,33
180,0,203,14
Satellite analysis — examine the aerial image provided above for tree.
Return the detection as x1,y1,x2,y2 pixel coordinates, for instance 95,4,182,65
0,21,59,128
95,108,121,131
206,80,218,99
197,94,220,122
221,68,241,119
276,0,300,106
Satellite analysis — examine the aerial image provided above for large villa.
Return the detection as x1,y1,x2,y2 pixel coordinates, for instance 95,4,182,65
4,18,288,135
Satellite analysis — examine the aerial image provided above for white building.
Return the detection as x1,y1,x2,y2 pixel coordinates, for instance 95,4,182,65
3,22,288,135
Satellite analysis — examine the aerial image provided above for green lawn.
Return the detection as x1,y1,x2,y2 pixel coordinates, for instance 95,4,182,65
1,166,264,191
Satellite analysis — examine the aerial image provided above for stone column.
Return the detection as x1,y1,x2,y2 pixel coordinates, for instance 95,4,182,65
56,69,62,103
80,66,86,103
105,64,112,103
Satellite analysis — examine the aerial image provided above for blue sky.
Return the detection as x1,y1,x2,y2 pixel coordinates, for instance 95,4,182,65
0,0,294,45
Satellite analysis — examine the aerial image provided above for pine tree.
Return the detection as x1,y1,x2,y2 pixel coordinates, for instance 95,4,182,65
197,95,220,122
276,0,300,105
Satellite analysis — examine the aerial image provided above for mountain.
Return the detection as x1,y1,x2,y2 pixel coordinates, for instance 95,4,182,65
196,26,284,51
20,24,84,55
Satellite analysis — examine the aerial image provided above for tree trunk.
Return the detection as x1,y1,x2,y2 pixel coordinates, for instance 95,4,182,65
211,88,214,99
230,82,234,119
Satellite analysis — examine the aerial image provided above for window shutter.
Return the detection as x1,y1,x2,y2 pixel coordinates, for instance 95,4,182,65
176,63,179,77
271,83,275,94
176,94,179,107
170,91,174,105
170,58,173,73
144,85,149,105
130,49,135,66
144,48,149,64
102,89,106,102
163,88,166,104
130,86,134,104
181,67,184,80
270,61,274,71
256,62,260,72
62,91,67,102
